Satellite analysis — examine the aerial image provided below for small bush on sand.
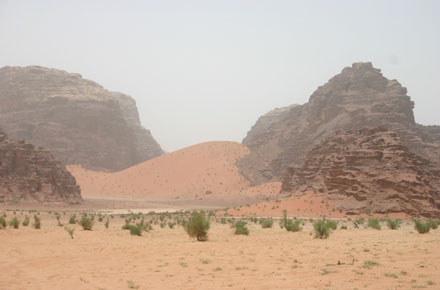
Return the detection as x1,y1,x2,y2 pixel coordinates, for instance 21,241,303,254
122,218,132,230
33,215,41,229
313,219,332,239
22,216,30,226
69,214,76,224
129,219,152,236
0,216,6,229
9,217,20,229
234,221,249,235
368,219,381,230
414,219,430,234
129,224,143,236
426,219,439,230
64,226,75,239
79,215,94,230
286,219,302,232
168,222,176,229
185,211,210,241
105,218,109,229
261,218,273,229
386,219,401,230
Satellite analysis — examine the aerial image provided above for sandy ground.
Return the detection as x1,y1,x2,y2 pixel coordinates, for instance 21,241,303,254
1,211,439,290
218,191,408,219
68,141,281,203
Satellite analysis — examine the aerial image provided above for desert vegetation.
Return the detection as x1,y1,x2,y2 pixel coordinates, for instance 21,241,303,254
0,208,439,290
184,211,210,241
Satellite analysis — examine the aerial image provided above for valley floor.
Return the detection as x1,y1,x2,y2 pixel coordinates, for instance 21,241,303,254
0,212,439,290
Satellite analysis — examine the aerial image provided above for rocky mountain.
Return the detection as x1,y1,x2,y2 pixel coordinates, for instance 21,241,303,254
239,62,440,184
0,129,82,204
0,66,163,171
281,127,440,218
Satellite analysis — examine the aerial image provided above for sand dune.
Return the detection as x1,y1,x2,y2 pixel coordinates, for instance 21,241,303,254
68,141,281,202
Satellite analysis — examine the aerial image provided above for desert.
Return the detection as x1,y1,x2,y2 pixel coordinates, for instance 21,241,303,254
1,2,440,289
1,209,439,290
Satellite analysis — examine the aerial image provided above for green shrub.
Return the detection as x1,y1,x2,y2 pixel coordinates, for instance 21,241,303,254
129,219,152,236
285,219,302,232
64,226,75,239
69,214,76,224
386,219,401,230
426,219,439,230
79,216,94,230
129,224,143,236
105,218,109,229
185,211,210,241
341,225,348,230
313,219,331,239
168,222,176,229
261,218,273,229
22,216,30,226
0,216,6,229
414,219,430,234
368,219,381,230
234,221,249,235
9,217,20,229
122,218,131,230
33,215,41,229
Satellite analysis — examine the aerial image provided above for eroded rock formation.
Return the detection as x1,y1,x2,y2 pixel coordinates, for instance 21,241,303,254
281,127,440,217
0,66,163,171
239,62,440,184
0,129,82,204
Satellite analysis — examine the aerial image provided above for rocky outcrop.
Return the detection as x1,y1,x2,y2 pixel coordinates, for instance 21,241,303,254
242,105,298,146
281,127,440,218
239,62,440,184
0,66,163,171
0,129,82,204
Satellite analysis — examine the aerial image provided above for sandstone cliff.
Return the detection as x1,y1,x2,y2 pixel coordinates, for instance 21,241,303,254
239,62,440,184
280,127,440,218
0,129,82,204
0,66,163,171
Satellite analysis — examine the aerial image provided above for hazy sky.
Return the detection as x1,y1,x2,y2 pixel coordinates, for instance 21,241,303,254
1,0,439,152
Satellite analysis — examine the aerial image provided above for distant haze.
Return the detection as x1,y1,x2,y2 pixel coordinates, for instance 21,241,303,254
1,0,439,152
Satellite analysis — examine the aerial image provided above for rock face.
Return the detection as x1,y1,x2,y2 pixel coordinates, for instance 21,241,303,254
0,129,82,204
0,66,163,171
239,62,440,184
281,127,440,218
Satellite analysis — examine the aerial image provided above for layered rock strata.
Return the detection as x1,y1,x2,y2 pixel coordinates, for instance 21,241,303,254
0,129,82,204
281,127,440,217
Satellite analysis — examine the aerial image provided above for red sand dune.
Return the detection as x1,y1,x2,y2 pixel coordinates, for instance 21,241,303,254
218,191,346,218
68,141,281,202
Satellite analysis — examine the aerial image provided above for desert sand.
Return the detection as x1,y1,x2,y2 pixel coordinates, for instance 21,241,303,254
68,141,281,203
1,211,439,290
218,191,408,219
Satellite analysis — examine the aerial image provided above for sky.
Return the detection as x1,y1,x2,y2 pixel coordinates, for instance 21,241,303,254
0,0,439,152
